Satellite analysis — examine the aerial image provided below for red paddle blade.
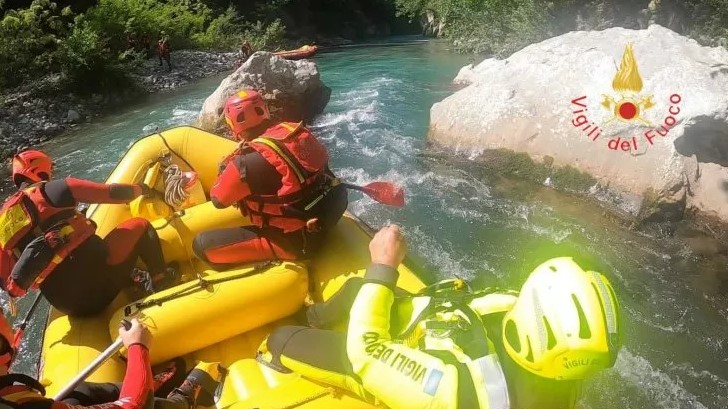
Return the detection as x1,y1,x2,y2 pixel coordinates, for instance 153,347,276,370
12,329,24,350
361,182,405,207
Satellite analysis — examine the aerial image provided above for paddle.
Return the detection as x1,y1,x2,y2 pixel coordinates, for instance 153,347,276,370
12,292,44,350
53,319,132,401
342,182,405,207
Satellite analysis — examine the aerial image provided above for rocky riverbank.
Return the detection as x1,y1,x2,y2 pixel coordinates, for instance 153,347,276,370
0,50,238,160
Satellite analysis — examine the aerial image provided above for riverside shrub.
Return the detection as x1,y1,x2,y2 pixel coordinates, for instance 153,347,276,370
0,0,73,88
394,0,728,56
0,0,283,93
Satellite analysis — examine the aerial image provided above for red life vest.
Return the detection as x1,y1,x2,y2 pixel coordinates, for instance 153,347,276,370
223,122,339,233
0,183,96,298
0,374,48,409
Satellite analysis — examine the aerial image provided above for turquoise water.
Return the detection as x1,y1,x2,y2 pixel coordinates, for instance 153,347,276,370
5,39,727,408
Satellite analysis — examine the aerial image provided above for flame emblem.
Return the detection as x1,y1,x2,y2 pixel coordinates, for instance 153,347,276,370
601,43,654,125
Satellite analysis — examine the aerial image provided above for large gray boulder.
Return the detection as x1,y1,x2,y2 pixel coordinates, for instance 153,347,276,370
197,52,331,135
430,25,728,224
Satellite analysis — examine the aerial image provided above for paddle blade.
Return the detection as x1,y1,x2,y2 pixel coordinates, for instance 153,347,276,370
361,182,405,207
12,329,23,350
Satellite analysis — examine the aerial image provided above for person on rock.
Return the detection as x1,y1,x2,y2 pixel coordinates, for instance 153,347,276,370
0,316,223,409
192,89,348,267
258,225,623,409
158,32,172,71
240,41,254,63
0,150,177,316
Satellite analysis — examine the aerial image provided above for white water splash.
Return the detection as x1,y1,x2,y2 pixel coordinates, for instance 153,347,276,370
669,362,728,389
615,349,710,409
407,225,479,281
166,107,199,126
313,101,380,132
142,123,160,134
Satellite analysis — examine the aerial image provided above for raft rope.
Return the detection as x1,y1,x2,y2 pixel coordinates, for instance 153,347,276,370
124,261,278,316
163,164,191,209
158,132,195,171
270,387,336,409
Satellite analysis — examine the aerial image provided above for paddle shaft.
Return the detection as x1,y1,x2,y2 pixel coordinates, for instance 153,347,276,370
53,337,123,401
19,293,43,327
341,183,369,194
12,292,44,348
53,318,131,402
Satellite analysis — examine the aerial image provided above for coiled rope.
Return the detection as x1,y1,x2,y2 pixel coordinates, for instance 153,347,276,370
163,164,191,209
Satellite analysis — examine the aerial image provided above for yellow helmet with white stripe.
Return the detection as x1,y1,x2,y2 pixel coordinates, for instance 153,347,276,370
502,257,622,380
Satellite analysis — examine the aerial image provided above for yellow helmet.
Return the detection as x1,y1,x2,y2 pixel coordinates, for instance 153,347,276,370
502,257,622,380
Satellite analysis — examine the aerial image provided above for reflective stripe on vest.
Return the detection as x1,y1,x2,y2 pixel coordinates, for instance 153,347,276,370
0,391,42,403
395,289,514,409
251,137,306,184
469,355,510,409
233,123,335,232
0,374,47,408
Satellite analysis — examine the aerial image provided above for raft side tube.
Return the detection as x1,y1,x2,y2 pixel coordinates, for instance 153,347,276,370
221,358,376,409
88,127,238,237
150,200,246,264
41,311,125,396
108,262,309,365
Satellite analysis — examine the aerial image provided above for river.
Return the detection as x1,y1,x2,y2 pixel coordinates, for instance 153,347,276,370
4,38,727,409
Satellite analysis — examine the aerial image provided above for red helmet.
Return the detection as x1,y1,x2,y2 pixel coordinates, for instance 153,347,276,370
223,89,270,140
0,314,14,367
12,150,53,186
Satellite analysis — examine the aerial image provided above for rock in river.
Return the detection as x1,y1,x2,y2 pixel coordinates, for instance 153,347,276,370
429,24,728,225
197,52,331,135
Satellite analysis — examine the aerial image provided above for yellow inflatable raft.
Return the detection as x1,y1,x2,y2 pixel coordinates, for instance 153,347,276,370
39,126,431,409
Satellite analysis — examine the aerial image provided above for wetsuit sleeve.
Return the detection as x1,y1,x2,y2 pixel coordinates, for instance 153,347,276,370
115,344,153,409
49,345,153,409
346,264,458,409
44,178,142,207
210,161,252,209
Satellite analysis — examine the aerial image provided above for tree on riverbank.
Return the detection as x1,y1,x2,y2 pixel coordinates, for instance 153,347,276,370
0,0,251,93
0,0,414,94
394,0,728,56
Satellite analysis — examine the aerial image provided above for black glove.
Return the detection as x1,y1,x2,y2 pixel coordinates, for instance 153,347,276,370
139,183,161,199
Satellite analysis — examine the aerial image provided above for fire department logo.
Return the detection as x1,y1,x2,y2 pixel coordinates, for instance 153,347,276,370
569,42,682,153
601,43,655,126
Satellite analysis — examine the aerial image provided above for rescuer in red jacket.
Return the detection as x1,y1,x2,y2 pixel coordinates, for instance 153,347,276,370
192,89,348,266
0,317,154,409
0,150,175,316
0,315,222,409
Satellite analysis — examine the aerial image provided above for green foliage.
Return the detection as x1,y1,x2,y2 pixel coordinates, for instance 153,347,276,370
394,0,728,56
0,0,73,88
448,0,547,55
84,0,211,51
247,0,292,24
394,0,549,55
1,0,416,94
6,0,728,97
673,0,728,46
62,17,104,75
0,0,251,93
192,5,242,50
60,16,136,93
242,19,287,52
